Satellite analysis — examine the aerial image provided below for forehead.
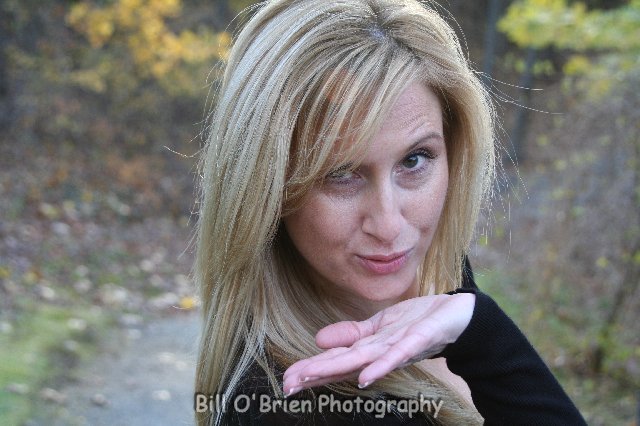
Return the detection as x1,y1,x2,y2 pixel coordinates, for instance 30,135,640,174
380,83,443,134
329,82,443,156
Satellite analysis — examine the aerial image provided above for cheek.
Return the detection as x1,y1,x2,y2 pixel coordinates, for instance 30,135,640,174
434,168,449,217
410,166,449,238
284,194,359,259
433,157,449,210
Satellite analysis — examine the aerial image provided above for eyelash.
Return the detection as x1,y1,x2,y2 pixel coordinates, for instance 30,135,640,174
325,148,436,184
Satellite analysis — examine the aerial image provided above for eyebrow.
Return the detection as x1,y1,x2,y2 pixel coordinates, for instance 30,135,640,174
328,132,444,174
407,131,444,150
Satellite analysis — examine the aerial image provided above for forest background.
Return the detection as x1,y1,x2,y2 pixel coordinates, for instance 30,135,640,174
0,0,638,424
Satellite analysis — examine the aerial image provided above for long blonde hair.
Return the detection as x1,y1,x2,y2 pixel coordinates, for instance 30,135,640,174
194,0,495,424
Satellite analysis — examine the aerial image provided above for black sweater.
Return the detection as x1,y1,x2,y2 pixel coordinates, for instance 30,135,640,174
220,266,586,425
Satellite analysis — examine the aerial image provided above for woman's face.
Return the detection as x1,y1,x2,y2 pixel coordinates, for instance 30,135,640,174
284,82,448,317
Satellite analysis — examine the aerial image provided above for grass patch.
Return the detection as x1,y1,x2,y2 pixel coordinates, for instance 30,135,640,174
0,298,111,425
474,268,525,320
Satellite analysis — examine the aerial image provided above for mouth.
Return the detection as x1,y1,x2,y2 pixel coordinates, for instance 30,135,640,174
356,249,412,275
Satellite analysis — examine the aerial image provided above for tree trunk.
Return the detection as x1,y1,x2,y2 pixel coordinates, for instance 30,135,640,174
509,47,537,165
482,0,501,85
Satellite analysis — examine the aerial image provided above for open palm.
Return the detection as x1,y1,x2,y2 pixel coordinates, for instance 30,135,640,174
282,292,475,396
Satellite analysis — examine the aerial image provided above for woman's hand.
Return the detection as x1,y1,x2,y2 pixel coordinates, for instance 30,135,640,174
282,292,475,396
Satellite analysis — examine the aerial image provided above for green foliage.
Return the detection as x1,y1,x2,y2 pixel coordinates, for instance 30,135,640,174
230,0,259,13
499,0,640,51
498,0,640,96
489,5,639,420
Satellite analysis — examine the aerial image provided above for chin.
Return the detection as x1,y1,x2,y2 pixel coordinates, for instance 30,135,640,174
356,277,416,304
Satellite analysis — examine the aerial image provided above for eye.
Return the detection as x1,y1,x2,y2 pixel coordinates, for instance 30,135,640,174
328,169,352,179
401,149,434,170
326,166,356,184
402,154,423,169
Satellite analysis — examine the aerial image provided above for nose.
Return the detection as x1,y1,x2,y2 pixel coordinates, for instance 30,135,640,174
361,179,404,243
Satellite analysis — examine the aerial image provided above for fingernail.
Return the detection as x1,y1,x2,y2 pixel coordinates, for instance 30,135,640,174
284,387,298,398
358,381,370,389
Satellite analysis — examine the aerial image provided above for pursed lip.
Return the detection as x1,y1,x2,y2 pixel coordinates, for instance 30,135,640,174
356,249,412,275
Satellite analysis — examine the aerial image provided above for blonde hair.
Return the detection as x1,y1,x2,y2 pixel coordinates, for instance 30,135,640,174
194,0,495,424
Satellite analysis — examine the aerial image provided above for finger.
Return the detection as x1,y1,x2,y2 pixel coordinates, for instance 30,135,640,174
358,332,433,385
315,315,378,349
283,347,350,383
284,372,355,397
284,345,374,391
283,347,368,391
293,343,382,382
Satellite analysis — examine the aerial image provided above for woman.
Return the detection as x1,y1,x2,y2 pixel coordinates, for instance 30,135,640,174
194,0,586,424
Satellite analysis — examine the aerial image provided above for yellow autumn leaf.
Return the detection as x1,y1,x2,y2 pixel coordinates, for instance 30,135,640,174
66,3,90,28
0,266,10,280
596,257,609,268
179,296,198,310
65,0,229,91
151,0,181,17
563,55,591,76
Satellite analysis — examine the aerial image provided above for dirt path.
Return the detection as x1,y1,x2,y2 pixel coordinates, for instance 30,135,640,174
34,312,200,426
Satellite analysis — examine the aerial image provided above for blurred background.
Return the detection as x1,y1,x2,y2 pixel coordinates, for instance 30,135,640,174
0,0,638,425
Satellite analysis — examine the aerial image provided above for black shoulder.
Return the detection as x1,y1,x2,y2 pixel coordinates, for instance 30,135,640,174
222,362,438,425
221,362,303,426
